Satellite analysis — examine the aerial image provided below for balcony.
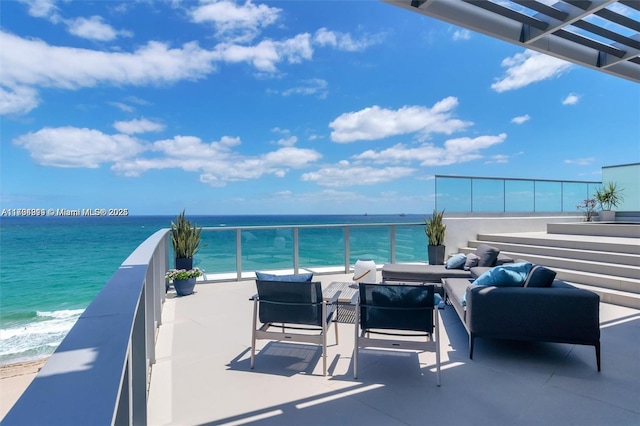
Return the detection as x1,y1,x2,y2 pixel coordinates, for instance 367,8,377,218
146,272,639,425
2,217,639,425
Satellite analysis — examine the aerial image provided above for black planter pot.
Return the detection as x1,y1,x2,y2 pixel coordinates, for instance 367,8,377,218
175,257,193,270
428,245,446,265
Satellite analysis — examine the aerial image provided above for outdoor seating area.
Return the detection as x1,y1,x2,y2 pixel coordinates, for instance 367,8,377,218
147,271,640,425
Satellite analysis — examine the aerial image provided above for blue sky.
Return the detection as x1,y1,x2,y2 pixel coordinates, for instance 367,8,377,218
2,0,639,215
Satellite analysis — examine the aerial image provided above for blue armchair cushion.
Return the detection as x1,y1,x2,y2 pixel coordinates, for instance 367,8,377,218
523,265,557,288
255,271,313,282
473,262,533,287
445,253,467,270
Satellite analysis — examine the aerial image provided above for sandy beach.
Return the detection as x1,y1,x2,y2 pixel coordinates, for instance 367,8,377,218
0,359,47,419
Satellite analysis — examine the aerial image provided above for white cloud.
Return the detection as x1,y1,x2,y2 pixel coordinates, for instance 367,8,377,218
329,97,471,143
117,135,322,185
564,157,595,166
113,118,165,134
191,0,281,42
19,0,59,19
562,93,580,105
1,31,217,91
354,133,507,166
511,114,531,124
276,136,297,147
0,30,319,115
314,28,383,51
13,127,146,168
301,161,415,187
0,85,40,115
109,102,135,113
452,29,471,41
281,79,328,98
13,125,322,186
65,16,125,42
491,50,572,92
211,34,313,72
485,154,509,164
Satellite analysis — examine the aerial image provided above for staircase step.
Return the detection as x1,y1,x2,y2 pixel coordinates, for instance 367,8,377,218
476,233,640,255
460,248,640,280
468,240,639,266
568,282,640,310
551,268,640,295
548,222,640,238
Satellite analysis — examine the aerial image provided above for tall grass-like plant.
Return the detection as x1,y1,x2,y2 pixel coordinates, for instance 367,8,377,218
171,210,202,259
425,209,446,246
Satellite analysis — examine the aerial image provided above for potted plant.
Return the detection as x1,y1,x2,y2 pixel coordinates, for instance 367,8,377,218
171,210,202,270
576,198,597,222
594,182,624,222
166,267,204,296
424,209,446,265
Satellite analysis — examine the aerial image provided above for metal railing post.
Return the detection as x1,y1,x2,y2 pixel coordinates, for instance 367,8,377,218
344,226,350,274
293,227,300,274
236,229,242,281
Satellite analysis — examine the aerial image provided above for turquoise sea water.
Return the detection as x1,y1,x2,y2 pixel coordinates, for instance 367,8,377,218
0,214,422,365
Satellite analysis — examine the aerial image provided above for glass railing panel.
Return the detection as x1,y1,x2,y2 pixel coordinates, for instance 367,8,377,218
436,177,472,212
472,178,505,212
505,180,534,212
562,182,589,212
534,181,562,212
349,226,390,265
298,226,345,269
198,229,236,274
241,228,293,271
394,224,427,263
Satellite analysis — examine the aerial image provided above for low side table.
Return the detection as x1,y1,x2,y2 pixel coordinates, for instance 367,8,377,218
324,281,359,323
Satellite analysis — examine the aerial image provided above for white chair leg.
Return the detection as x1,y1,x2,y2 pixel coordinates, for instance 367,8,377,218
251,298,258,369
353,300,359,379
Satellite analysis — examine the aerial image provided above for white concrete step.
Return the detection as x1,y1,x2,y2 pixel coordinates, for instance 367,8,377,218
469,239,639,266
568,282,640,310
460,248,640,280
476,233,640,255
551,268,640,294
548,222,640,238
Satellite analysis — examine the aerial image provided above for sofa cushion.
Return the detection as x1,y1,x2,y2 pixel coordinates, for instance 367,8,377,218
470,266,491,279
464,253,479,270
475,244,500,267
446,253,467,270
473,262,533,287
495,253,515,265
382,264,472,282
255,271,313,282
523,265,557,288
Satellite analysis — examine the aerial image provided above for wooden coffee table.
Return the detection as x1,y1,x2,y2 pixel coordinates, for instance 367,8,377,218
324,281,359,323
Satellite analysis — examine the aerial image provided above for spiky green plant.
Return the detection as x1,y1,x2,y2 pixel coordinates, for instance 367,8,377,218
594,182,624,211
171,210,202,259
424,209,446,246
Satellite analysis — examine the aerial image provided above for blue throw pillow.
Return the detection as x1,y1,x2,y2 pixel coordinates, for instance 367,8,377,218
473,262,533,287
255,271,313,282
445,253,467,270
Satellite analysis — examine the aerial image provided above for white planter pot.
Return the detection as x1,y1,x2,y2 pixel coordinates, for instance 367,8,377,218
599,210,616,222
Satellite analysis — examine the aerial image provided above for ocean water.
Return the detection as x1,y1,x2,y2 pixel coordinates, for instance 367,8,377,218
0,214,422,365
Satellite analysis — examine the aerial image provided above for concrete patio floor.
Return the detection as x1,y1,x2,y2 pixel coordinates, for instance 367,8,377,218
147,273,640,426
